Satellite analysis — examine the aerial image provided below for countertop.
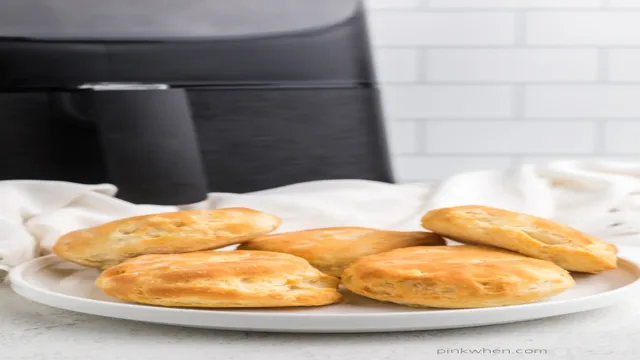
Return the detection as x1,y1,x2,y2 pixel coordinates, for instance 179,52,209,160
1,284,638,360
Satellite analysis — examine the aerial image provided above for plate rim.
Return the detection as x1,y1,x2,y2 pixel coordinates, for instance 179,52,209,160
9,253,640,321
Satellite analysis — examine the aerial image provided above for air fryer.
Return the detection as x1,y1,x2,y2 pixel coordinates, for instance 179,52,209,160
0,0,393,205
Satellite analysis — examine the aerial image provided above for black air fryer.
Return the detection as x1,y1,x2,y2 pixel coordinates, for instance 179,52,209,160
0,0,393,205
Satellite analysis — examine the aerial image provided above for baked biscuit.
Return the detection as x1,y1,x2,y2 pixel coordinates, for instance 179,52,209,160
237,227,445,277
420,205,617,273
53,208,281,269
341,245,575,308
95,250,342,308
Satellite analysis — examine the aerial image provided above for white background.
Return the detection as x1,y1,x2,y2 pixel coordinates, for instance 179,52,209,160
365,0,640,182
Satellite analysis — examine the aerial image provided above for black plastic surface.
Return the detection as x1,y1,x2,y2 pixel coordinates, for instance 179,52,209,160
90,90,209,205
0,93,107,182
0,0,358,41
0,87,394,198
0,3,370,90
190,87,393,192
0,2,394,204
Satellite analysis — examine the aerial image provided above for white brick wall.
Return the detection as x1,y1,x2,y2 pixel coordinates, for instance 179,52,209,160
366,1,640,182
525,86,640,118
610,0,640,7
609,50,640,81
425,49,598,82
429,0,602,8
423,121,597,154
373,49,420,83
368,12,515,46
604,121,640,153
382,85,513,118
393,156,515,181
526,12,640,45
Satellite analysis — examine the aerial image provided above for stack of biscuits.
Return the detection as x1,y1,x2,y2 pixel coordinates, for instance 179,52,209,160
53,205,618,309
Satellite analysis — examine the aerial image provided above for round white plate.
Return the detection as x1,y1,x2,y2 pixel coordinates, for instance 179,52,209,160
9,252,640,333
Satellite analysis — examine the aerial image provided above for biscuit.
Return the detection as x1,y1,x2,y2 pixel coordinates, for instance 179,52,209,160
53,208,281,269
420,205,617,273
341,245,575,308
237,227,445,277
95,250,342,308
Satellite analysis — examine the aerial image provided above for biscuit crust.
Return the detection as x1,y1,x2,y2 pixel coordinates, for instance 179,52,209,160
421,206,617,273
95,250,342,308
53,208,281,269
341,245,575,309
238,227,445,276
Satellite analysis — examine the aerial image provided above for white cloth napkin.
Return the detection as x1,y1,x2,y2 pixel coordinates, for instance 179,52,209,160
3,159,640,280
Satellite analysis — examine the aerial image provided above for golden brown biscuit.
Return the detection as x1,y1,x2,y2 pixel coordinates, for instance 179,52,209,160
420,205,617,273
342,245,575,308
53,208,281,269
237,227,445,277
95,250,341,308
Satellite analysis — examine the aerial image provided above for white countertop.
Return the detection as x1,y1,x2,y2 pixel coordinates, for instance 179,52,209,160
0,284,637,360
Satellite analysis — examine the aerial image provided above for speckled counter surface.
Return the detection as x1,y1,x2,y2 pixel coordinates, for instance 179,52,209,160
1,285,638,360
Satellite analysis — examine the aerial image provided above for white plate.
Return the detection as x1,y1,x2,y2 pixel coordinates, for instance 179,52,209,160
9,252,640,333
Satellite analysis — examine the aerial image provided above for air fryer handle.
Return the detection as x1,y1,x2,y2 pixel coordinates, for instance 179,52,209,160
88,89,208,205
